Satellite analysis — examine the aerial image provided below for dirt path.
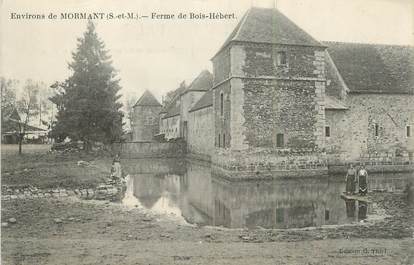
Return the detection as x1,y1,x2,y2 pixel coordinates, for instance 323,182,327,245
1,196,413,265
3,237,412,265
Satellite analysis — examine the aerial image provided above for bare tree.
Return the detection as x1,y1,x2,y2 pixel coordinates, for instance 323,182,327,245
16,80,40,154
1,77,18,112
124,97,137,130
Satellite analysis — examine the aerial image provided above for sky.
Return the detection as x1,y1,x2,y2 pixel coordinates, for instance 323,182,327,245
1,0,413,107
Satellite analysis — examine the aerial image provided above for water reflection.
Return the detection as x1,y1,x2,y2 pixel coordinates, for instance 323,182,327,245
123,159,410,229
344,199,368,221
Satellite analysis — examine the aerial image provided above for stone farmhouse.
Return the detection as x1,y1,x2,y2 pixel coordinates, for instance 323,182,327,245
131,7,414,176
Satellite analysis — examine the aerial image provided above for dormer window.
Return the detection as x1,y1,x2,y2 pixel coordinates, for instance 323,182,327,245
276,51,287,66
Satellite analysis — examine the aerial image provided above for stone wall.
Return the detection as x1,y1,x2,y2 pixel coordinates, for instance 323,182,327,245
180,91,205,139
213,82,231,149
2,180,125,202
236,43,326,79
188,106,214,157
131,105,161,141
112,141,186,158
325,94,414,163
242,79,322,151
211,148,328,180
212,47,231,85
229,78,248,150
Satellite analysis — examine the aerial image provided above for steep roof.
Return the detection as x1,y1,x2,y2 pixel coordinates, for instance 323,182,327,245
162,71,213,118
214,7,323,57
134,90,162,107
189,89,213,112
2,119,46,133
185,70,213,93
2,108,21,122
324,42,414,94
163,96,181,119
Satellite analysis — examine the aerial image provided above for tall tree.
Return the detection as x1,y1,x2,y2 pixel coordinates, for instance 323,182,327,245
52,21,123,149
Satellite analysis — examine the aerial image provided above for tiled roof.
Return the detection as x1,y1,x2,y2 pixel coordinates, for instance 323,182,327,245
2,119,46,133
185,70,213,93
189,89,213,112
215,7,323,57
324,96,348,110
163,71,213,118
163,96,181,119
324,42,414,94
134,90,162,107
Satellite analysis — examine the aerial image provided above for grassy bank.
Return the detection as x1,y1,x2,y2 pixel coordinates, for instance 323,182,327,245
1,144,112,189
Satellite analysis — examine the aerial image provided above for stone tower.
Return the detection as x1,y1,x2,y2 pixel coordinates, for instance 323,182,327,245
131,90,162,141
211,7,326,154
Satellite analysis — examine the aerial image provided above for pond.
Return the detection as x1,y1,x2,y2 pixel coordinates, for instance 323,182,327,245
121,159,411,229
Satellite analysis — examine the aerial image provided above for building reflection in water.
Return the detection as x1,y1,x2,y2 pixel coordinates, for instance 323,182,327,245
125,159,409,229
344,199,368,221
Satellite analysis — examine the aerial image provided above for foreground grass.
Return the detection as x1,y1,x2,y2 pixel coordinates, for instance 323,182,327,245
1,144,112,189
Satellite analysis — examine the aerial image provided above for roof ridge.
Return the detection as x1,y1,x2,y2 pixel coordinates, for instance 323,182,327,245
212,7,323,60
323,40,414,48
134,90,162,107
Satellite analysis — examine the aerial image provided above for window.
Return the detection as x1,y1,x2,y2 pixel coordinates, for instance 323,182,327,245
276,208,284,223
407,126,411,137
325,210,330,221
325,126,330,137
375,123,379,137
276,51,287,66
145,117,153,125
218,133,221,147
223,134,226,148
276,133,284,148
220,93,224,116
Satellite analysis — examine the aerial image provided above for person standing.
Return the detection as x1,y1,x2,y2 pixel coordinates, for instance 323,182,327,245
358,164,368,195
345,164,357,194
111,153,122,180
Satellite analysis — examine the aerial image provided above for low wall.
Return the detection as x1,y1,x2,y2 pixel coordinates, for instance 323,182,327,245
209,149,328,180
211,165,328,181
328,157,414,175
2,178,126,202
112,141,186,159
186,152,212,163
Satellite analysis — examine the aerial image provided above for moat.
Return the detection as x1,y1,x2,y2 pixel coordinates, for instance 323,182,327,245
121,158,411,229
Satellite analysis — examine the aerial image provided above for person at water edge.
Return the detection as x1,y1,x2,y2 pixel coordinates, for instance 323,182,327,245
357,164,368,195
345,164,357,194
111,154,122,180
